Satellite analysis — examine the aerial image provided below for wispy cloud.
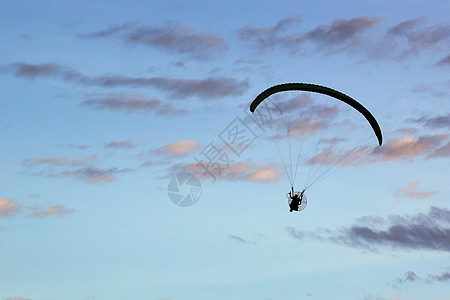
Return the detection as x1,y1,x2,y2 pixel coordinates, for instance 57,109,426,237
22,154,130,184
305,16,382,53
371,134,448,161
395,181,438,199
154,140,202,157
435,53,450,67
104,140,134,149
394,270,450,287
239,15,380,54
176,161,281,183
144,76,249,99
126,25,228,59
48,167,130,184
24,155,97,167
427,271,450,283
409,82,449,97
82,94,160,111
0,198,22,217
28,204,75,218
239,15,449,62
394,271,422,287
80,22,228,59
287,206,450,252
2,62,249,99
82,93,188,115
228,234,255,245
78,22,135,39
307,146,372,166
428,141,450,158
387,18,450,58
239,15,303,51
410,113,450,130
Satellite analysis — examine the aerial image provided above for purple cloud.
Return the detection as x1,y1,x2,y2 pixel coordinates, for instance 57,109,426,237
126,24,228,59
287,206,450,252
3,62,249,100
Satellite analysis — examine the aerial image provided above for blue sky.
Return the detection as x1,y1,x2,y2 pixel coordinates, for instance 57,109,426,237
1,0,449,299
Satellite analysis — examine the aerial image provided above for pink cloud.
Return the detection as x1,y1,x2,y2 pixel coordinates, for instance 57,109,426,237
372,134,448,161
307,146,372,166
396,181,438,199
246,168,279,182
24,155,97,166
155,140,202,157
29,204,75,218
87,175,116,184
177,161,281,183
288,119,324,137
0,198,21,217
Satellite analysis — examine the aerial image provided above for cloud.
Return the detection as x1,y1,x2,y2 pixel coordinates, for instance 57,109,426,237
28,204,75,218
155,140,202,157
5,62,66,78
228,234,253,245
387,18,450,58
395,181,438,199
126,24,228,59
410,113,450,130
105,140,134,149
48,167,130,184
287,206,450,252
82,94,189,115
22,153,131,184
393,127,418,135
427,271,450,283
239,15,380,54
80,22,227,59
144,76,249,99
307,146,372,166
371,134,448,161
82,94,160,112
435,53,450,67
3,62,249,99
428,141,450,158
169,160,281,183
396,271,422,285
6,297,32,300
409,82,449,97
239,16,448,62
288,119,325,137
394,270,450,287
305,16,382,51
79,23,135,38
245,168,278,183
0,198,21,217
24,155,97,167
66,144,90,150
239,15,303,51
210,161,280,183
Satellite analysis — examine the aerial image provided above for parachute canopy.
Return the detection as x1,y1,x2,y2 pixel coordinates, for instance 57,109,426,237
250,83,382,146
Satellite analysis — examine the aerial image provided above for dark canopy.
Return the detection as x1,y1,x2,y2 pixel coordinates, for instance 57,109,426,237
250,83,383,146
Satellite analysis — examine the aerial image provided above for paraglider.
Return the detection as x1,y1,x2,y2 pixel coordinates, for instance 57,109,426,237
288,188,305,212
250,83,382,212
